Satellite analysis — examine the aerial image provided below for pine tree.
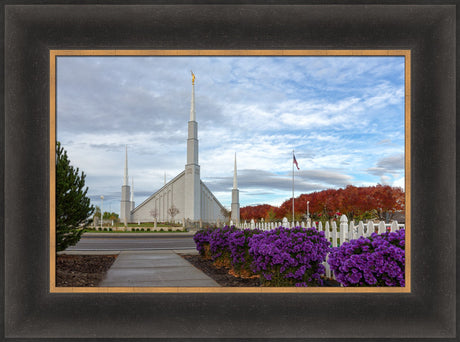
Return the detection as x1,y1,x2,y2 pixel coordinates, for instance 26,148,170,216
56,141,94,252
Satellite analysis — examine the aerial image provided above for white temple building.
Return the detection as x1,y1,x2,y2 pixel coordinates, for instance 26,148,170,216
120,73,239,226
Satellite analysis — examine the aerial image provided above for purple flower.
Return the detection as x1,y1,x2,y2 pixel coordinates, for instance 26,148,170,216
295,282,308,287
328,228,405,287
228,228,261,275
208,225,238,262
249,226,331,286
193,228,213,256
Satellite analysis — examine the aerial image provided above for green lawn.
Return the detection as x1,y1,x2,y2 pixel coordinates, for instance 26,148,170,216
84,229,187,233
85,222,186,233
84,227,188,233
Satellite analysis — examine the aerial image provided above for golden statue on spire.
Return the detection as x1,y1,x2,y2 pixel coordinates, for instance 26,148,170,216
191,70,195,85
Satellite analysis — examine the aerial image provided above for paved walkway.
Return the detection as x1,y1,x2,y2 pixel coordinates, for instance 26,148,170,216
98,250,220,287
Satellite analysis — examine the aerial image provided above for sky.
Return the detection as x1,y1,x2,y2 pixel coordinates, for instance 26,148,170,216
56,55,405,214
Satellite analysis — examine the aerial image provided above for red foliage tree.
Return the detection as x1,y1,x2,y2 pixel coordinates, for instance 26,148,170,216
240,185,405,223
240,204,277,222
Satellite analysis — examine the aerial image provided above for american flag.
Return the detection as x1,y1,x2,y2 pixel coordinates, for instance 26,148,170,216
293,154,300,170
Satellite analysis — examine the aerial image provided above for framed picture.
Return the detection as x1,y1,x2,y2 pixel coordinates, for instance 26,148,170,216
50,49,410,294
3,2,456,340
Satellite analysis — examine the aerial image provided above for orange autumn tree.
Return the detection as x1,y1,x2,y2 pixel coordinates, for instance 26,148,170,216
240,185,404,223
240,204,277,222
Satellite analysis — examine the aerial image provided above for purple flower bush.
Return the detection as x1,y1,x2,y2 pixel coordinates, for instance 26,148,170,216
193,228,214,258
228,229,261,276
208,225,238,266
248,226,331,287
328,228,405,287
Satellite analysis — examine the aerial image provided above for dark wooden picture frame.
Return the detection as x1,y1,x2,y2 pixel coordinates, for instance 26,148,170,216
3,2,456,340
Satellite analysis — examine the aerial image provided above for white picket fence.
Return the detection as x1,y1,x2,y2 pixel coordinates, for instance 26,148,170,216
232,214,405,279
235,215,404,242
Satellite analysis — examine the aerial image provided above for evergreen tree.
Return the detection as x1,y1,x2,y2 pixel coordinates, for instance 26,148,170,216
56,141,94,252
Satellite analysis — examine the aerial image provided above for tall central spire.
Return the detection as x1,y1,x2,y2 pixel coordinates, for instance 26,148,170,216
187,71,199,165
190,71,196,122
184,71,201,222
233,152,238,189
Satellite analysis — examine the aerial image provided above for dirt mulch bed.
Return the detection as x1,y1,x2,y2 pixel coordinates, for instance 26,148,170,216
56,255,117,287
182,255,261,287
182,254,341,287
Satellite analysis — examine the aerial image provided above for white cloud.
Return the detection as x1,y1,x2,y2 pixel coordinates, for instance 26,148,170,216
57,55,405,213
393,176,405,190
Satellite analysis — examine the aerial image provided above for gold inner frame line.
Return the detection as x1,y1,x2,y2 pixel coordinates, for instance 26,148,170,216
50,49,411,293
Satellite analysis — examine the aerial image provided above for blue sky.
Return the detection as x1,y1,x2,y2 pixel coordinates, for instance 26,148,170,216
56,55,405,214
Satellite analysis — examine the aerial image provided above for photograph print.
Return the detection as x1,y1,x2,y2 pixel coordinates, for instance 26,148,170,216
53,51,408,292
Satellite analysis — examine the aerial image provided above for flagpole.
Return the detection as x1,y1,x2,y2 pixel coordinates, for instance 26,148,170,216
292,150,295,226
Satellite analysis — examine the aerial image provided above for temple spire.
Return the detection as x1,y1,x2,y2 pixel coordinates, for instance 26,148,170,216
185,71,201,221
231,152,240,225
233,153,238,189
190,71,196,122
130,177,134,202
120,145,131,225
123,145,128,186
